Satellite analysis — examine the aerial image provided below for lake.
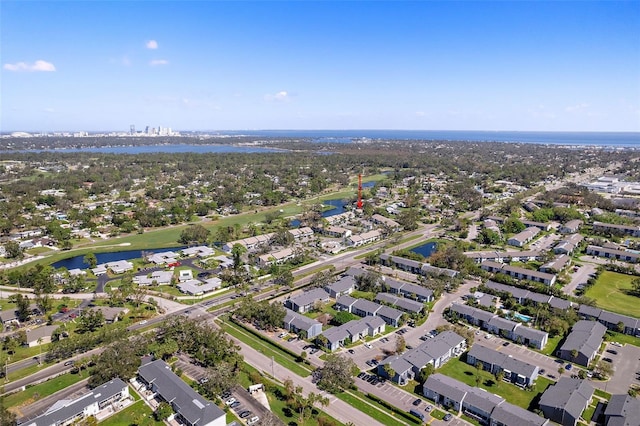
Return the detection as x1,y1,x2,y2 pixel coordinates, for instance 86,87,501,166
410,241,437,258
52,246,186,270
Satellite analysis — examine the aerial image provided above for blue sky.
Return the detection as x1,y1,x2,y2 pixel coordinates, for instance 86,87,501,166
2,1,639,132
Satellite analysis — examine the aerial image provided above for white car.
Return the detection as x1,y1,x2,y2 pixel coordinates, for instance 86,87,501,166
484,334,493,339
225,397,237,405
139,320,148,325
364,342,373,349
247,416,260,425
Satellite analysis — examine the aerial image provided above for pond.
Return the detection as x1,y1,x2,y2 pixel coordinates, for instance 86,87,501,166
410,241,437,259
52,246,186,270
290,198,352,227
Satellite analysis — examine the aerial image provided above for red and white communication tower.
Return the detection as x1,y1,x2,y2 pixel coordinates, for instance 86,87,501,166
357,173,363,209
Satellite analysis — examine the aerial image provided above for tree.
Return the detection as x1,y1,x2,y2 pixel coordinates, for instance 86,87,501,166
570,349,578,361
395,335,406,355
89,339,141,387
231,244,247,270
4,241,23,260
475,363,483,387
273,269,294,288
35,293,53,315
179,224,210,245
632,277,640,296
83,253,97,269
201,360,239,397
154,402,173,421
15,294,31,323
315,354,358,393
0,399,16,426
382,363,395,380
77,310,105,333
616,321,625,333
595,360,614,379
417,364,435,384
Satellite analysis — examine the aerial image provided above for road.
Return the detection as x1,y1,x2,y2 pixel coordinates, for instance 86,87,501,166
563,262,597,296
227,326,388,426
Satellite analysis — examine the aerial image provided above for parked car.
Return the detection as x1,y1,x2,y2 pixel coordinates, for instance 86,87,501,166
364,342,373,349
348,349,355,354
247,416,260,425
225,397,237,405
425,405,433,412
502,342,510,347
412,398,422,406
565,363,572,370
239,411,251,419
443,413,453,421
230,401,241,409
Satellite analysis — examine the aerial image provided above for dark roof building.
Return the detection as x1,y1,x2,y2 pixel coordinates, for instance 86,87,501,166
604,394,640,426
138,359,225,426
539,378,594,426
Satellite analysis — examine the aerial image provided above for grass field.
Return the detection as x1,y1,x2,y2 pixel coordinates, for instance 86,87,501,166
4,373,86,410
338,391,418,426
100,400,164,426
437,358,553,410
584,271,640,318
218,318,311,377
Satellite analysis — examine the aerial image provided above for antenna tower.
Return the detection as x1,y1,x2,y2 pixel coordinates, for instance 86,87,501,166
357,173,363,209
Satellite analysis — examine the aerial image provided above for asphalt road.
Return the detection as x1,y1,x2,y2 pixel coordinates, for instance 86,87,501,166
15,378,89,423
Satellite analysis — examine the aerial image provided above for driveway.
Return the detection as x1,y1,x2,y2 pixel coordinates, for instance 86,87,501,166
563,262,597,296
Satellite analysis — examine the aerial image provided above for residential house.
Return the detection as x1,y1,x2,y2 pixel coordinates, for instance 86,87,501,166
181,246,215,258
288,227,314,241
375,293,424,314
371,214,401,231
178,269,193,282
540,254,571,273
222,233,275,252
257,248,295,268
86,306,129,323
378,332,466,384
585,245,639,264
380,254,423,274
283,309,322,339
449,303,548,349
384,278,434,302
507,227,540,247
603,394,640,426
521,220,552,231
466,344,539,387
320,226,352,239
577,305,640,337
557,321,607,366
285,288,330,313
423,374,548,426
481,261,556,286
25,325,58,347
324,276,356,298
554,234,584,255
137,359,226,426
22,379,130,426
320,316,385,351
592,222,640,237
177,279,219,296
347,230,381,247
134,270,174,286
539,378,594,426
560,220,583,234
465,250,543,264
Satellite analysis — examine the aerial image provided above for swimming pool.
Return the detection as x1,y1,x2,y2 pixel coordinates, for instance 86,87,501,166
512,312,533,322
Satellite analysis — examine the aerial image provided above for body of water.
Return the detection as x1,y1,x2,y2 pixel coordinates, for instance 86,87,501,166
231,130,639,147
52,246,186,270
290,198,351,228
410,241,437,258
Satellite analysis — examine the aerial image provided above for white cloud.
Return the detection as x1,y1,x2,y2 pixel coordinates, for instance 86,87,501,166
264,91,290,102
3,60,56,72
149,59,169,66
146,40,158,49
415,111,427,117
43,107,55,113
565,103,590,113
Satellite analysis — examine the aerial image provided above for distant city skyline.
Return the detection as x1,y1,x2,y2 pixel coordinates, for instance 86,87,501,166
2,1,639,132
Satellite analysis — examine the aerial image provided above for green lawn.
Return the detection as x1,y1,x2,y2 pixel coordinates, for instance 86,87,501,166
338,391,418,426
100,400,164,426
584,271,640,318
604,330,640,347
582,403,597,423
540,334,563,356
4,373,86,409
437,358,553,410
218,319,311,377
